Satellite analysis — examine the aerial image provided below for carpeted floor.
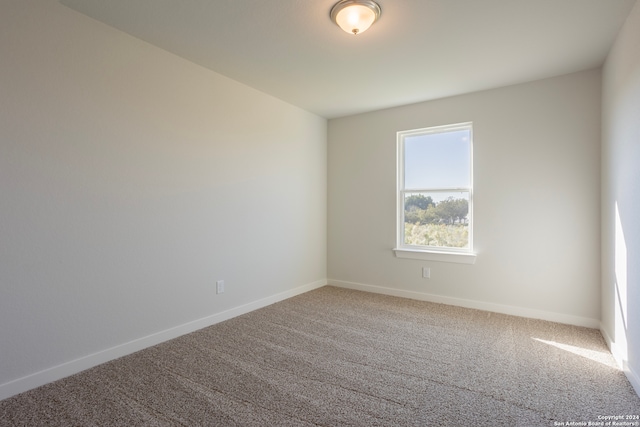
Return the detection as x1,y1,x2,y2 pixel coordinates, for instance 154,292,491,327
1,286,638,426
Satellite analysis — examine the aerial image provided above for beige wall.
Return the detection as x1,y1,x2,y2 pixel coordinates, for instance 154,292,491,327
328,69,602,327
0,0,326,399
601,0,640,395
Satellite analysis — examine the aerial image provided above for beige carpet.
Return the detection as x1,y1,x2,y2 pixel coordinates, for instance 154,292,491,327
1,286,638,426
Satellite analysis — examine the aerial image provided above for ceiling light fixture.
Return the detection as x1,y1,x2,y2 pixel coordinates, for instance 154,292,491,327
330,0,381,35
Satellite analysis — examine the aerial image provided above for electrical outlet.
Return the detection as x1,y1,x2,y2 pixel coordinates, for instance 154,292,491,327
422,267,430,279
216,280,225,294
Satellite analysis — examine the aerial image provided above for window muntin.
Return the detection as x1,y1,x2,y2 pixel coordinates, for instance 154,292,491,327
397,123,473,253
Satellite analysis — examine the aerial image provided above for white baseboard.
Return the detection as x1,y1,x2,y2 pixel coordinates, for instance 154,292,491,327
0,279,327,402
626,366,640,398
328,279,600,329
600,326,640,398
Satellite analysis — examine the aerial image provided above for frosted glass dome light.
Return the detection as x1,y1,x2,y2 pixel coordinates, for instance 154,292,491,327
330,0,381,35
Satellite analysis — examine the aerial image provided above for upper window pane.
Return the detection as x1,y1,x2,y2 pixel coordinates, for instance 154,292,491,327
404,129,470,189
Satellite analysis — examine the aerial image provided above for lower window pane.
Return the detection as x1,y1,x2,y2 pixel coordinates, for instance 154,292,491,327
404,191,470,249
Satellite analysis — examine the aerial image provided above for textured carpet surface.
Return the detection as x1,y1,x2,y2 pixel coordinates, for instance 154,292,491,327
1,286,638,426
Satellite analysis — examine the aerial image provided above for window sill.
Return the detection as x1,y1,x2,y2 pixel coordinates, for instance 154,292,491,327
393,248,477,264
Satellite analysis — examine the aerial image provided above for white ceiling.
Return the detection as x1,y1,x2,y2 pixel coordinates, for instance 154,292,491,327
60,0,636,119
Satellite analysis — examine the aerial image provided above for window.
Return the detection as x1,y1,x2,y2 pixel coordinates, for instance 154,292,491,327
394,122,476,264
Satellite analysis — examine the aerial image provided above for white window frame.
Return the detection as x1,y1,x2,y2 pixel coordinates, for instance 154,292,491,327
393,122,476,264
